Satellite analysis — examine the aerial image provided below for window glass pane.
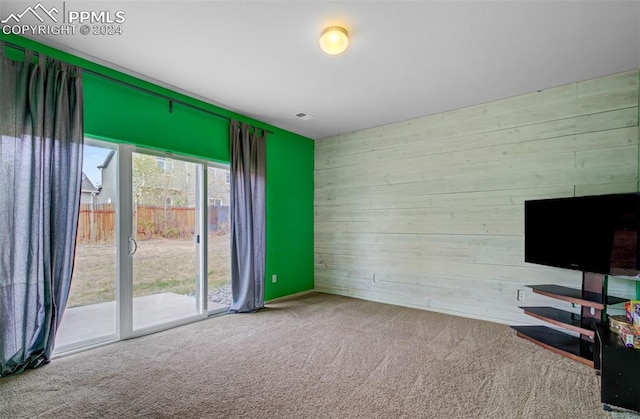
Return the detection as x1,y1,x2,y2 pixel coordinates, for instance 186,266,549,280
56,141,117,349
132,152,198,330
207,166,231,308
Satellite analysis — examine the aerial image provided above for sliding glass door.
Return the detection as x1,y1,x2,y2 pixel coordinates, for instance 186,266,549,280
55,141,229,353
131,152,200,330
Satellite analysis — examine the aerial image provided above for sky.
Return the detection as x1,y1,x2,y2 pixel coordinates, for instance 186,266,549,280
83,145,110,187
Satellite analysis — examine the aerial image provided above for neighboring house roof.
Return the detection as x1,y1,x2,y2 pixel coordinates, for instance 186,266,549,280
81,172,99,193
98,150,115,170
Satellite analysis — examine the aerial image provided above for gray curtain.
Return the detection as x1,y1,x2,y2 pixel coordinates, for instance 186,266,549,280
229,120,266,313
0,43,84,376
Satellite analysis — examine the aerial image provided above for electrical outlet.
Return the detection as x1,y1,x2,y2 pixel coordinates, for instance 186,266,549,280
517,289,525,302
272,274,277,283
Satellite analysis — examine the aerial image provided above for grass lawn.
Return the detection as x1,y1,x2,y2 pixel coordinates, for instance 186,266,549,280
68,235,230,308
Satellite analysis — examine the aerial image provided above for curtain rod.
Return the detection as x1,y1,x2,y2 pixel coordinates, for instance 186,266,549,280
3,42,274,135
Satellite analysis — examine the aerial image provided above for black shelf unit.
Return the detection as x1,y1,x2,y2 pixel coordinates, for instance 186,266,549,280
511,272,628,367
595,323,640,413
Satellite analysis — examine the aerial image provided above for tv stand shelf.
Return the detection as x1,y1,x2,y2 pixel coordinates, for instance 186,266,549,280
512,325,594,366
528,284,627,310
519,306,593,337
511,273,629,368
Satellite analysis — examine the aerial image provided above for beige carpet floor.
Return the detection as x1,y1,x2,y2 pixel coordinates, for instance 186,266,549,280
0,292,636,418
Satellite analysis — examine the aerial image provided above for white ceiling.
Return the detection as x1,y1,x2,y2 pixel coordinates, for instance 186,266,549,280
3,1,640,139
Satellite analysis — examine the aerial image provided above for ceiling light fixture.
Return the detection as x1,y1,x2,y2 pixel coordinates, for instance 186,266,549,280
319,26,349,55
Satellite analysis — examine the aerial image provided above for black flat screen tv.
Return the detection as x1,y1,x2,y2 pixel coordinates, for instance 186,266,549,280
524,193,640,277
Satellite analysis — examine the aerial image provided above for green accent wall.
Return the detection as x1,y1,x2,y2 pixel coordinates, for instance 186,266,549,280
265,129,314,300
1,34,314,301
82,72,231,162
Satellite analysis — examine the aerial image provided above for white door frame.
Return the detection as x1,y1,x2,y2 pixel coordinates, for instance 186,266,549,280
55,140,224,355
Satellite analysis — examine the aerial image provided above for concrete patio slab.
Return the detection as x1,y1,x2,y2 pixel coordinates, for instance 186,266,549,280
56,293,227,348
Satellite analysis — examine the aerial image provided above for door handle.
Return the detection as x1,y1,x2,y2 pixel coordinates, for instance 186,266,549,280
129,237,138,256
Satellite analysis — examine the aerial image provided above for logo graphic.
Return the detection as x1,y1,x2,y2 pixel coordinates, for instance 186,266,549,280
1,2,59,24
1,2,126,36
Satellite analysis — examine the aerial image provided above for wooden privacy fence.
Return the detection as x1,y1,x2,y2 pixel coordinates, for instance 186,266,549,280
135,205,196,240
208,205,230,234
77,204,229,243
77,203,115,243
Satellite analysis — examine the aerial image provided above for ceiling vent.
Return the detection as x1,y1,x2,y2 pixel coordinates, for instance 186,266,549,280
294,112,314,121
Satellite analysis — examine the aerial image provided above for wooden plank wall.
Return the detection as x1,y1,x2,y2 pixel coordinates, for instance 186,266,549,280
314,70,640,325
